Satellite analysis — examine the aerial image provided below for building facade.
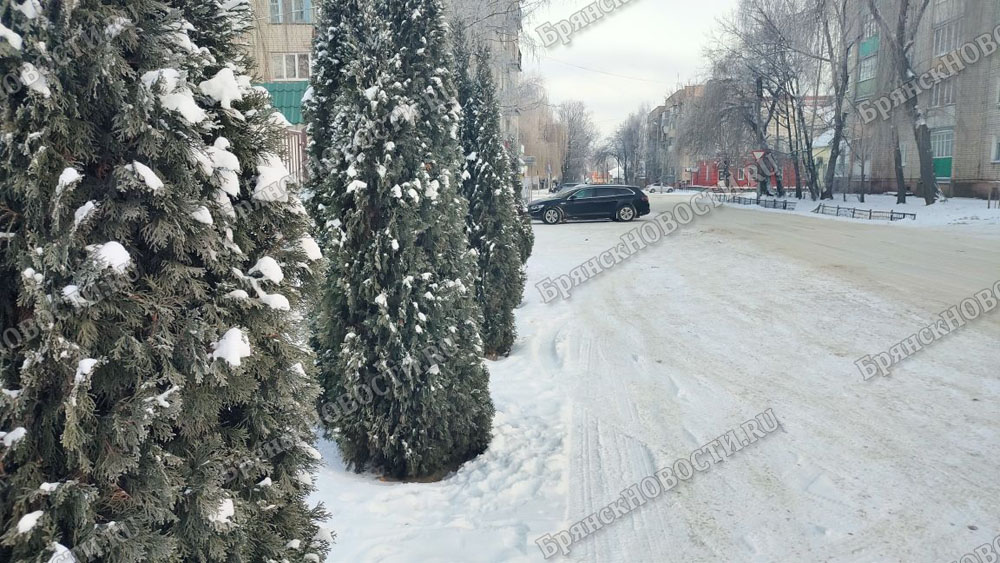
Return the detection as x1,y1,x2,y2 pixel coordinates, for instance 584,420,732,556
246,0,523,145
648,85,705,186
851,0,1000,198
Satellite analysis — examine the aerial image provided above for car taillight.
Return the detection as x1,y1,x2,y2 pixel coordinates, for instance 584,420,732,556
641,194,649,202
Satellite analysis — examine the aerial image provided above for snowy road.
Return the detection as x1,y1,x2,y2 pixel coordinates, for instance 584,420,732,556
313,195,1000,563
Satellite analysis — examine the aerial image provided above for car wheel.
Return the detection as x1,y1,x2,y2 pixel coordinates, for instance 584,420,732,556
617,205,636,222
542,207,562,225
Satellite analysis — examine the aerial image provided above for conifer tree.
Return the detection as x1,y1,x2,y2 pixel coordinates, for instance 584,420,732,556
509,151,535,265
308,0,493,479
0,1,328,561
455,43,526,358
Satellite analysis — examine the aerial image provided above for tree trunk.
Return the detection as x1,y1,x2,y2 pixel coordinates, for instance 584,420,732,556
892,125,906,204
912,119,937,204
823,116,845,200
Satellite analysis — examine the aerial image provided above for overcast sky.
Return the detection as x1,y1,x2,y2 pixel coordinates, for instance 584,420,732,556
523,0,739,138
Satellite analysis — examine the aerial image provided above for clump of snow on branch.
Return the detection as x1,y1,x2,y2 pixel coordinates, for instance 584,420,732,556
141,68,207,124
126,161,164,192
91,242,131,273
212,328,251,367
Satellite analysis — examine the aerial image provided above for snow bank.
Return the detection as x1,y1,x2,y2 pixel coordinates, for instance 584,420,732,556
715,193,1000,228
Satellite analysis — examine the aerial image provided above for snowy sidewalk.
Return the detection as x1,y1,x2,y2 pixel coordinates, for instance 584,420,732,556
311,198,1000,562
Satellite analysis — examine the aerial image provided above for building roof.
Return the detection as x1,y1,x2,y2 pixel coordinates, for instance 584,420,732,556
257,81,309,125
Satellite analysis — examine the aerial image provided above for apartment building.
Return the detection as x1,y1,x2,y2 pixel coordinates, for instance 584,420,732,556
851,0,1000,198
648,85,704,186
247,0,523,146
247,0,315,126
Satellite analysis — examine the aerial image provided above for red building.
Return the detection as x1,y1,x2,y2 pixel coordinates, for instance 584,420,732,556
689,156,802,191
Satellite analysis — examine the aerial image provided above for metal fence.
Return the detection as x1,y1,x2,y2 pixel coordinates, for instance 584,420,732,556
283,129,308,184
812,204,916,221
712,194,798,210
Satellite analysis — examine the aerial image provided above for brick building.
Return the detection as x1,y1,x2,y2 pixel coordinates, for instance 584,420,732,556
850,0,1000,198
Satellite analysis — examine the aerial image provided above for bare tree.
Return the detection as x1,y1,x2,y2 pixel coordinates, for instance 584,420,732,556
816,0,859,200
606,109,646,185
559,101,598,183
677,79,755,189
867,0,938,205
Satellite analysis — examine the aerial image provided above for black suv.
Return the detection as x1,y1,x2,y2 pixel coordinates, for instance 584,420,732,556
528,186,651,224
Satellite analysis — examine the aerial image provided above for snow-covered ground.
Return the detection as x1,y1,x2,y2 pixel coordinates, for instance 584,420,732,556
703,191,1000,229
311,196,1000,562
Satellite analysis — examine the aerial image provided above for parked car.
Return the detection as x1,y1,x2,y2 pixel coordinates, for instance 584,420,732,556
528,185,651,224
647,183,675,194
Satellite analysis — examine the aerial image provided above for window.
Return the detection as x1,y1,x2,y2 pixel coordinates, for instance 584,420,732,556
290,0,309,23
737,167,746,181
933,20,961,56
992,137,1000,162
859,55,878,82
931,129,954,158
271,53,311,80
863,10,878,38
899,143,908,167
570,188,595,199
930,78,956,107
271,0,312,24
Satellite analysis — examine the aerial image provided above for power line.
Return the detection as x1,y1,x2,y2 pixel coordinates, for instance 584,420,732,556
538,55,672,85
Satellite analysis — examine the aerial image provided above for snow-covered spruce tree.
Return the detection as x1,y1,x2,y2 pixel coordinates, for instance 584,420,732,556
309,0,493,479
455,43,525,358
304,0,363,408
171,0,331,558
0,1,328,561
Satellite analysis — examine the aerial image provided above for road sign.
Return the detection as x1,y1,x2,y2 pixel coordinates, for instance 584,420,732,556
752,150,767,161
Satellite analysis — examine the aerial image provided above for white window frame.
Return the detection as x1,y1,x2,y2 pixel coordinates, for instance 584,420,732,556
271,53,311,81
930,78,956,107
992,136,1000,163
933,20,962,56
931,129,954,159
899,143,908,167
290,0,309,23
863,10,878,39
269,0,282,23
